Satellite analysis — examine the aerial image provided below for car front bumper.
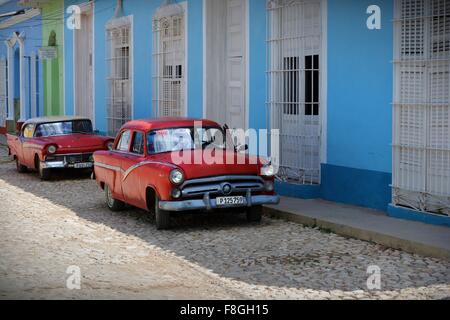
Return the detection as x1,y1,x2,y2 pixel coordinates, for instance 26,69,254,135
41,161,94,169
159,193,280,212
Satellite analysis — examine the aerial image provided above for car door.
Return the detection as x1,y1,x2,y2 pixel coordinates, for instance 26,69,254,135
109,129,132,200
20,123,36,168
120,130,147,208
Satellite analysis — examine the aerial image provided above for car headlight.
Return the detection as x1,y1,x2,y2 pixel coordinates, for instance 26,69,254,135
106,141,114,150
260,164,275,177
47,145,57,154
169,169,184,185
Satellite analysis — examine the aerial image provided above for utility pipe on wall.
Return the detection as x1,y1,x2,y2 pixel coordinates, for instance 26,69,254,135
114,0,123,18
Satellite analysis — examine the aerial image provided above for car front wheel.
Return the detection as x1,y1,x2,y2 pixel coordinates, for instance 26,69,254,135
105,185,125,211
15,158,27,173
246,205,262,223
37,159,51,180
155,197,171,230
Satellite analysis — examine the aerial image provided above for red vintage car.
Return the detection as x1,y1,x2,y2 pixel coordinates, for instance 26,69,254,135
7,116,115,180
93,118,280,229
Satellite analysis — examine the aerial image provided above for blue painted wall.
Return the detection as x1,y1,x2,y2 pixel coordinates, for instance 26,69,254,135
248,0,266,132
64,0,264,134
320,0,394,211
65,0,158,132
0,0,44,119
62,0,402,214
327,0,393,173
64,0,203,133
186,0,203,118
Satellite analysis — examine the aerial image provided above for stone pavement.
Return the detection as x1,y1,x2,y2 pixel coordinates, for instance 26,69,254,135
264,197,450,260
0,145,449,299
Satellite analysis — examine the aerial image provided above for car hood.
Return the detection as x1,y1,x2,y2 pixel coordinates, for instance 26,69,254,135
153,149,262,179
40,134,108,152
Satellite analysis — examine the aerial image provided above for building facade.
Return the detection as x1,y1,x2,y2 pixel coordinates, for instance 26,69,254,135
0,0,448,226
0,0,44,133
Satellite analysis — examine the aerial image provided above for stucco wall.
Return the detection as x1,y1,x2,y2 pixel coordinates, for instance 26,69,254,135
0,0,44,119
322,0,394,210
64,0,204,134
42,0,65,116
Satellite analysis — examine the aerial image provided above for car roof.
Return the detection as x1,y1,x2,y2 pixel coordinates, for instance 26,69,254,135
120,118,222,132
24,116,91,125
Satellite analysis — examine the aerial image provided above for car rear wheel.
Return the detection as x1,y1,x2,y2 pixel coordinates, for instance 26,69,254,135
105,185,125,211
37,159,51,181
246,205,262,223
155,197,171,230
15,158,27,173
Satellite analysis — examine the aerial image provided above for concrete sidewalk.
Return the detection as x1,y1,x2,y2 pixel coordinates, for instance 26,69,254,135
264,197,450,260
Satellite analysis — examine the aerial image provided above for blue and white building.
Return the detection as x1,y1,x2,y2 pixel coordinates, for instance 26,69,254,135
1,0,449,226
0,0,43,132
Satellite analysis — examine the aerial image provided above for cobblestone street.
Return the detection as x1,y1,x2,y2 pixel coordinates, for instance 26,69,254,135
0,146,449,300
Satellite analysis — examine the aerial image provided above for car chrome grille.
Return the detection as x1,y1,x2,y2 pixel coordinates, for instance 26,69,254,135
180,175,265,199
53,153,93,164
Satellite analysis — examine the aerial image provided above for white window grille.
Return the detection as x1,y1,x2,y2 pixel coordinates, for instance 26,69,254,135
267,0,322,185
393,0,450,215
152,4,186,118
106,17,132,136
0,58,7,128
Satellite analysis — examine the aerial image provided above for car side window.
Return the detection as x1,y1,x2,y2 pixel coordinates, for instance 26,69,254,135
22,124,35,138
131,131,145,155
116,130,132,152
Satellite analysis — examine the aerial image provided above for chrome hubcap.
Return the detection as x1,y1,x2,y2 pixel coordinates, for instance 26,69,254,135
106,187,114,207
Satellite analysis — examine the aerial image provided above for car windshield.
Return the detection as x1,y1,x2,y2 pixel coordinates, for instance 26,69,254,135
34,120,93,137
147,127,232,155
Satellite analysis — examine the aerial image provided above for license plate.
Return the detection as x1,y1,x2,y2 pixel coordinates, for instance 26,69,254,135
216,196,246,207
74,162,93,169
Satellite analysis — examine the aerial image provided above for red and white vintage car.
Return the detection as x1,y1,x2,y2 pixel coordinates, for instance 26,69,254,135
93,118,280,229
7,116,114,180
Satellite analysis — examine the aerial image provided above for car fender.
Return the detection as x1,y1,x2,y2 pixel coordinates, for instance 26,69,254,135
123,161,178,202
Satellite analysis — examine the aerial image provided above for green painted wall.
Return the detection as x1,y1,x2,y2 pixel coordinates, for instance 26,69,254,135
42,0,64,116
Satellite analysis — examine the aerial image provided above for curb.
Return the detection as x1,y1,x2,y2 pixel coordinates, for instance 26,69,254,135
263,206,450,261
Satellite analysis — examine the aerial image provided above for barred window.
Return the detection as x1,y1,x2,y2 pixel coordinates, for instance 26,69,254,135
106,17,132,136
393,0,450,215
152,5,186,118
267,0,322,185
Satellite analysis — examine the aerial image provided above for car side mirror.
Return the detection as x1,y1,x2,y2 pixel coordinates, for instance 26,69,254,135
94,130,100,134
